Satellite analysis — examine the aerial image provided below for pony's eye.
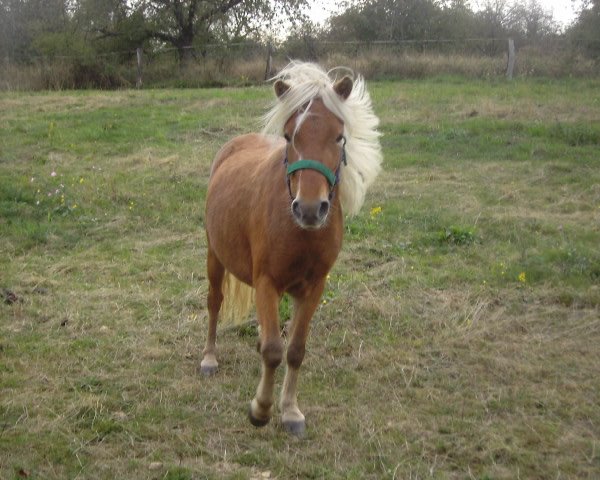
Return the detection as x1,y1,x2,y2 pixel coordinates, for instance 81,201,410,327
336,134,345,144
284,133,291,143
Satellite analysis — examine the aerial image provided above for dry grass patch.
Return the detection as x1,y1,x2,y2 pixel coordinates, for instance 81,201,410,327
2,80,600,479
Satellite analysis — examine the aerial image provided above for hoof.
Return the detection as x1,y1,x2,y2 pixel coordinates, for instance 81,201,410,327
283,420,306,437
248,406,270,428
199,364,218,376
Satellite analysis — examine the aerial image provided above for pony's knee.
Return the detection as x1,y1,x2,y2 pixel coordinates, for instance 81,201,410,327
261,339,284,369
207,288,223,311
287,343,305,369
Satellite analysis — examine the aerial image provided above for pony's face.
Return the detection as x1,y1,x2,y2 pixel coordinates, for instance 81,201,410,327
283,100,344,229
277,78,353,230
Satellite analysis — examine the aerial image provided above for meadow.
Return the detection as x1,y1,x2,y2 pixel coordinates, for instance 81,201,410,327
1,77,599,479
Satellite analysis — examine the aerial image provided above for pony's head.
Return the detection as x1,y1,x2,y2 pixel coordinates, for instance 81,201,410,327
275,76,352,229
263,62,382,224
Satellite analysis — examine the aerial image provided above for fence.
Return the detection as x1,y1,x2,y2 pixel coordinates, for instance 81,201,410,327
1,37,594,90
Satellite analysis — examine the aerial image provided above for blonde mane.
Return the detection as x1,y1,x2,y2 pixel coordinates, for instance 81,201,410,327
262,61,382,216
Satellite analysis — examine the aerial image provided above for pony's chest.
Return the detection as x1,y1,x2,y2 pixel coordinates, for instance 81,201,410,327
270,233,342,291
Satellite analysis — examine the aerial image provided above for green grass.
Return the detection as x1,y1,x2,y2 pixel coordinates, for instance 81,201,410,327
1,77,600,479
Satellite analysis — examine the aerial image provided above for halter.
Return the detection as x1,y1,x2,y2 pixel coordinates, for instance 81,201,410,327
283,136,347,201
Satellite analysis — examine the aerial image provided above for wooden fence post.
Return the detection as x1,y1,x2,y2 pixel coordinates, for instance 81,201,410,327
506,38,515,80
136,47,143,89
264,42,273,80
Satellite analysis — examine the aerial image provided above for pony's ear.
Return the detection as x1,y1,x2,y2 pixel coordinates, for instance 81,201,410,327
274,80,291,99
333,76,353,100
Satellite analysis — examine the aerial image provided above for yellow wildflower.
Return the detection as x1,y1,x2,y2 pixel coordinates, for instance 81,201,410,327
518,272,526,283
370,206,382,219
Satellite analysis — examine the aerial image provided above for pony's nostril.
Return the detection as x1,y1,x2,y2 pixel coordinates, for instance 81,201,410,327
318,200,330,219
292,200,301,219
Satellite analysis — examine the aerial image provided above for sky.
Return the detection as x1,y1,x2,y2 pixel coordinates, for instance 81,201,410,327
307,0,582,29
525,0,579,26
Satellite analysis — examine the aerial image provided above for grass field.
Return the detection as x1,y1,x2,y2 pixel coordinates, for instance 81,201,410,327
1,77,599,479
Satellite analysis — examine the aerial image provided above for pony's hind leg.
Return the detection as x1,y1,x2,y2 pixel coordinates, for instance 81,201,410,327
200,247,224,376
279,278,326,436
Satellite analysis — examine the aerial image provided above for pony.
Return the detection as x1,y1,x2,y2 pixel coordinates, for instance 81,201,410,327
201,61,382,435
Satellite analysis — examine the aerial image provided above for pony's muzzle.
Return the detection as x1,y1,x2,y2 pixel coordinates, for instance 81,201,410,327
291,198,330,229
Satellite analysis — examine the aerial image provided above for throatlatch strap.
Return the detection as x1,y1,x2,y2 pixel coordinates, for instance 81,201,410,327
286,160,337,187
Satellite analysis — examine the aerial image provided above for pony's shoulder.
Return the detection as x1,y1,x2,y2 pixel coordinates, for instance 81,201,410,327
210,134,283,177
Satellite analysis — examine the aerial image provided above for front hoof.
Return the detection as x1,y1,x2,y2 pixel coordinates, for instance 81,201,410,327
199,364,218,376
199,356,218,376
283,419,306,437
248,406,270,427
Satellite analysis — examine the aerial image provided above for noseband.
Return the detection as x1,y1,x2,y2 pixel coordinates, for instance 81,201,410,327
283,136,347,201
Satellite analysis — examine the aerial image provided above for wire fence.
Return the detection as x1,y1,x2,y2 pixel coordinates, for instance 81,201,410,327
1,37,594,90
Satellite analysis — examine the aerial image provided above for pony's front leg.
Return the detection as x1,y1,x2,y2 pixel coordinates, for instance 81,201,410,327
280,279,325,436
249,278,284,427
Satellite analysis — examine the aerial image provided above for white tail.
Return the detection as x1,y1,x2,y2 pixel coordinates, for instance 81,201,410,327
219,271,255,326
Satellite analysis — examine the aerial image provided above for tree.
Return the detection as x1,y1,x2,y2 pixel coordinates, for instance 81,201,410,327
135,0,306,63
0,0,75,61
474,0,558,43
74,0,147,55
475,0,512,40
327,2,383,42
520,0,556,40
569,0,600,59
501,0,557,43
437,0,480,40
327,0,442,42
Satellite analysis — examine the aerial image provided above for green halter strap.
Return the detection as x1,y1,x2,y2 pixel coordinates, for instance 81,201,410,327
286,160,337,187
283,136,347,200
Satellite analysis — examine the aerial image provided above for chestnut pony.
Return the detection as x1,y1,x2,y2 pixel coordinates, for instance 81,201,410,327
201,62,382,435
